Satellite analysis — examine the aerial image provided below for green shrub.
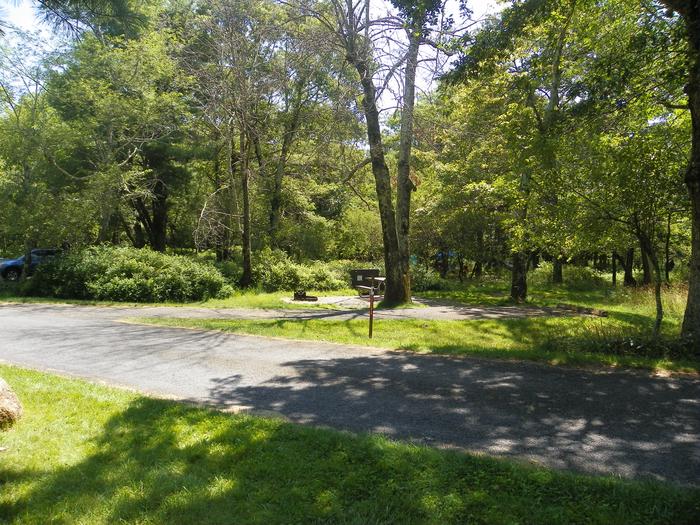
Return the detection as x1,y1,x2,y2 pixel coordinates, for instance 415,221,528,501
26,246,230,302
410,263,447,292
251,248,347,292
215,259,243,284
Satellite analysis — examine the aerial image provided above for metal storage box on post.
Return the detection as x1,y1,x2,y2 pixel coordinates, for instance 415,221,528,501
349,268,380,289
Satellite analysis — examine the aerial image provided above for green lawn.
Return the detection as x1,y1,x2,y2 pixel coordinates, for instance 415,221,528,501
0,285,361,310
132,314,699,374
1,365,698,524
418,280,688,315
1,276,688,319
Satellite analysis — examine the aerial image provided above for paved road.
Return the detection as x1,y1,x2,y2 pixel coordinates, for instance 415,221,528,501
0,300,574,322
0,303,698,485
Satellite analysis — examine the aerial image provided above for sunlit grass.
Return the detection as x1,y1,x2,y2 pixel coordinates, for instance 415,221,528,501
0,284,361,310
132,315,699,374
1,365,698,524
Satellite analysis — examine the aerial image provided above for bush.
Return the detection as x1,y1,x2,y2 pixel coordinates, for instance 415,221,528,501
26,246,230,302
215,259,243,284
410,263,448,292
251,249,347,292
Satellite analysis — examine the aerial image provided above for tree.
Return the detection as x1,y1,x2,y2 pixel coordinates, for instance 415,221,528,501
296,0,448,304
559,108,689,334
0,37,96,264
656,0,700,339
44,27,192,251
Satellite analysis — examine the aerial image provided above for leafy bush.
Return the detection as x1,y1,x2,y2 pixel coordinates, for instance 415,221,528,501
251,249,347,292
26,246,231,302
410,263,448,292
215,259,243,284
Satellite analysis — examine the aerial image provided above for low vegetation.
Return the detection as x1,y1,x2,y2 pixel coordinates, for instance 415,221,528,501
134,316,700,374
7,246,366,303
23,246,231,303
1,365,698,524
250,250,358,292
129,269,698,373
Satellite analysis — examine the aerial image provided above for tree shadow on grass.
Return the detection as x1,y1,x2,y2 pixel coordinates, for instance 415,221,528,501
2,396,699,525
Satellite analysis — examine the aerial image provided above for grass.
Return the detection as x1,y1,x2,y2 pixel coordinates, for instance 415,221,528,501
1,365,698,524
418,280,687,313
133,315,700,374
0,283,362,310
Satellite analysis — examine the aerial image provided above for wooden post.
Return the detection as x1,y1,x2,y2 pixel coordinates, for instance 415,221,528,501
369,287,374,338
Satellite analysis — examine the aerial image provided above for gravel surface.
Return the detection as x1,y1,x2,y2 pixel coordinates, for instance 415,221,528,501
1,303,698,485
0,299,575,321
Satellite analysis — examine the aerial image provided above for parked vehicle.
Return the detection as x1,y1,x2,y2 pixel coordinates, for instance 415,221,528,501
0,249,59,281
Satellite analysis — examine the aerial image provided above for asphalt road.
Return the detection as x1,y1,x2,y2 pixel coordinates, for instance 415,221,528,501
1,303,698,485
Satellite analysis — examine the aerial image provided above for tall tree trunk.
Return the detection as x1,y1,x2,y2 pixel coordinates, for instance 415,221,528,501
439,248,449,278
269,79,304,246
133,197,154,249
651,253,664,337
665,213,672,284
97,210,115,244
552,257,563,284
212,148,231,262
684,5,700,337
474,227,485,279
639,238,652,286
133,221,146,248
227,128,242,260
352,58,405,304
471,261,483,278
612,250,617,286
685,167,700,337
150,179,168,253
511,252,528,302
661,0,700,337
511,171,531,301
395,31,421,304
639,242,652,286
623,248,637,287
268,161,284,247
239,132,253,288
530,4,573,292
639,232,664,336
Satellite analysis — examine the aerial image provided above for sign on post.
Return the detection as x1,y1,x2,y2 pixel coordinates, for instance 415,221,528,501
356,277,385,338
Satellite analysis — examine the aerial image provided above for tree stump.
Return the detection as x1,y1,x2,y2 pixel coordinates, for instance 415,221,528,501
0,377,22,430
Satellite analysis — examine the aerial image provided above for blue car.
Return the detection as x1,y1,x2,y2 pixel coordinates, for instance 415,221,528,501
0,249,59,281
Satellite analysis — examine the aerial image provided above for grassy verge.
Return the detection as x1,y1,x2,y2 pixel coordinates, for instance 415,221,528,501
1,276,688,318
1,365,698,524
417,281,688,314
0,285,362,310
132,316,700,374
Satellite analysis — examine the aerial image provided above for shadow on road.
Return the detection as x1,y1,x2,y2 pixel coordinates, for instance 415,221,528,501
204,352,700,485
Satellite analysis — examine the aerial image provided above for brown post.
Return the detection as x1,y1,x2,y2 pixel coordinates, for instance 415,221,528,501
369,288,374,339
